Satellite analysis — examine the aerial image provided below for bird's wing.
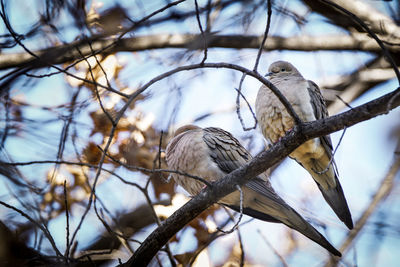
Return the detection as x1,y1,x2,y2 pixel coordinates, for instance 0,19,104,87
307,81,336,159
202,127,251,173
203,127,282,221
203,126,271,182
226,177,287,223
202,127,343,255
244,177,283,203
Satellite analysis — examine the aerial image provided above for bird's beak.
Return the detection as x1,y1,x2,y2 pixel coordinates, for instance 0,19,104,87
265,72,273,77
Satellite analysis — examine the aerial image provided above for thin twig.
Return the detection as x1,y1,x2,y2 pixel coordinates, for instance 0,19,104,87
257,229,289,267
24,70,128,98
234,87,258,127
235,74,257,131
1,159,213,188
92,200,128,254
237,228,245,267
253,0,272,72
336,95,354,110
77,44,116,126
124,62,300,126
48,88,80,184
314,127,347,175
158,131,163,170
87,41,113,89
188,216,232,265
140,138,177,267
0,92,10,147
204,0,213,31
217,185,244,234
324,142,400,267
140,185,177,267
63,181,71,262
117,0,187,42
69,123,126,247
0,1,125,98
0,200,63,258
235,0,272,131
386,86,400,113
320,0,400,84
97,145,213,187
194,0,208,64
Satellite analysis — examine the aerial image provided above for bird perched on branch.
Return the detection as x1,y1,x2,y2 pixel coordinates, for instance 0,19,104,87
166,125,341,256
255,60,353,229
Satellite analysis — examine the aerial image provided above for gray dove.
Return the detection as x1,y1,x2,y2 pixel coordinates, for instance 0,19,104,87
255,61,353,229
166,125,341,256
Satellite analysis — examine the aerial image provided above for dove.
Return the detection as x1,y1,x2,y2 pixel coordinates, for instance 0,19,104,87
255,60,353,229
166,125,341,256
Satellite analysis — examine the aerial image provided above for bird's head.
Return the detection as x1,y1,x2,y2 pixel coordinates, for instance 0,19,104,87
173,124,201,137
265,61,302,79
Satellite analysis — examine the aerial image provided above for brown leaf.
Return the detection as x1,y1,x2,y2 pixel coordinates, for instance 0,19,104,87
174,252,195,266
83,142,102,165
119,138,153,168
87,5,131,35
190,219,210,246
89,110,114,136
150,172,175,199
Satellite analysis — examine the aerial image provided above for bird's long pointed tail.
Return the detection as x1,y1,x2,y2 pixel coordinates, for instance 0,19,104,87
255,202,342,257
304,158,354,230
225,186,342,257
317,177,354,229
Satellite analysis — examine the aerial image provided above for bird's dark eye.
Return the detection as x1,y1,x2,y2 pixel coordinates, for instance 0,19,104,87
281,68,286,72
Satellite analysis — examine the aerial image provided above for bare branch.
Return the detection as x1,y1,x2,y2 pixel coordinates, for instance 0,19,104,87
257,229,289,267
123,62,301,124
194,0,208,64
0,200,63,258
1,34,398,71
123,85,400,266
319,0,400,83
217,185,244,234
235,0,272,131
304,0,400,38
324,57,392,114
63,181,71,262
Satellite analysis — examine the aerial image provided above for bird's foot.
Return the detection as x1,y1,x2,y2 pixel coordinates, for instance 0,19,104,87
285,128,293,134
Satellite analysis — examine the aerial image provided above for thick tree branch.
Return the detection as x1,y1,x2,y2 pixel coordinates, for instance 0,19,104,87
325,57,394,114
1,34,399,71
123,86,400,266
304,0,400,38
319,0,400,82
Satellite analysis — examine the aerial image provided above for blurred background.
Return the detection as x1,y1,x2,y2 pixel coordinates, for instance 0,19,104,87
0,0,400,266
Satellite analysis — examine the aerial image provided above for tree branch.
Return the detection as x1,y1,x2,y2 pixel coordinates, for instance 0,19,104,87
123,85,400,266
304,0,400,38
324,57,393,114
1,33,399,70
319,0,400,82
